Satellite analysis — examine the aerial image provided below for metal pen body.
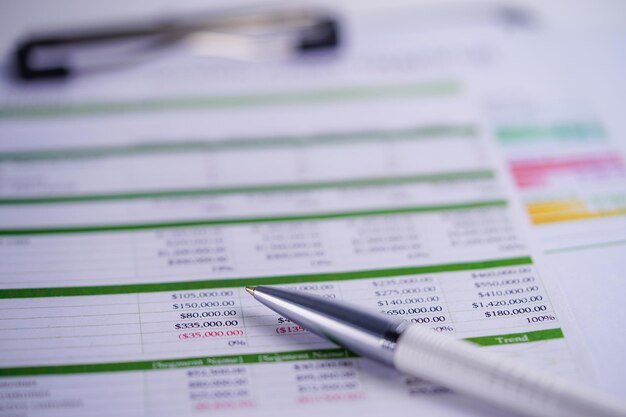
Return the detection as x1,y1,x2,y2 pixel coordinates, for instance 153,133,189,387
247,285,407,366
246,285,626,417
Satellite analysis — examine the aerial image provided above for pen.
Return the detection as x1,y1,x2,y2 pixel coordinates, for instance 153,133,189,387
245,285,626,417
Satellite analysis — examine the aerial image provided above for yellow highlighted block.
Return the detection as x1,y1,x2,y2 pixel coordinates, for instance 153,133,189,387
527,200,626,225
526,200,586,215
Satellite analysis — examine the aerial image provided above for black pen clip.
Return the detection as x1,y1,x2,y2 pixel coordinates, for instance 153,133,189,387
14,6,340,81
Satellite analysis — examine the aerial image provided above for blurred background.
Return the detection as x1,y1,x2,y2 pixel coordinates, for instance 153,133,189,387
1,0,625,404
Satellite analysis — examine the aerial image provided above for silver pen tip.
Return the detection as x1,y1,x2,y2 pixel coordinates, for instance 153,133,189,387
245,286,256,296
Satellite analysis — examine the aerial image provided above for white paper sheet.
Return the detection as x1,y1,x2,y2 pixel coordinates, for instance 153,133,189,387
1,8,621,416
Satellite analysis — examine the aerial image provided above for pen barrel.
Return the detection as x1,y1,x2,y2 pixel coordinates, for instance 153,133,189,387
394,325,626,417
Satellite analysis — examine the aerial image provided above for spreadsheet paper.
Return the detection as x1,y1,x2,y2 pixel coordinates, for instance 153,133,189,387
2,13,624,417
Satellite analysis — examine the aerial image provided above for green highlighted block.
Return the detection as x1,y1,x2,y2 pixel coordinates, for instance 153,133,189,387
465,328,564,346
497,122,605,143
0,348,356,377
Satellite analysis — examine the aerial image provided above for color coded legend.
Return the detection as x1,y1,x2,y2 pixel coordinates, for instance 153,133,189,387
527,196,626,224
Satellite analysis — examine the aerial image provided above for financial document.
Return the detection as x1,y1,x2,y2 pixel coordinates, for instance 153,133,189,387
1,7,623,416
